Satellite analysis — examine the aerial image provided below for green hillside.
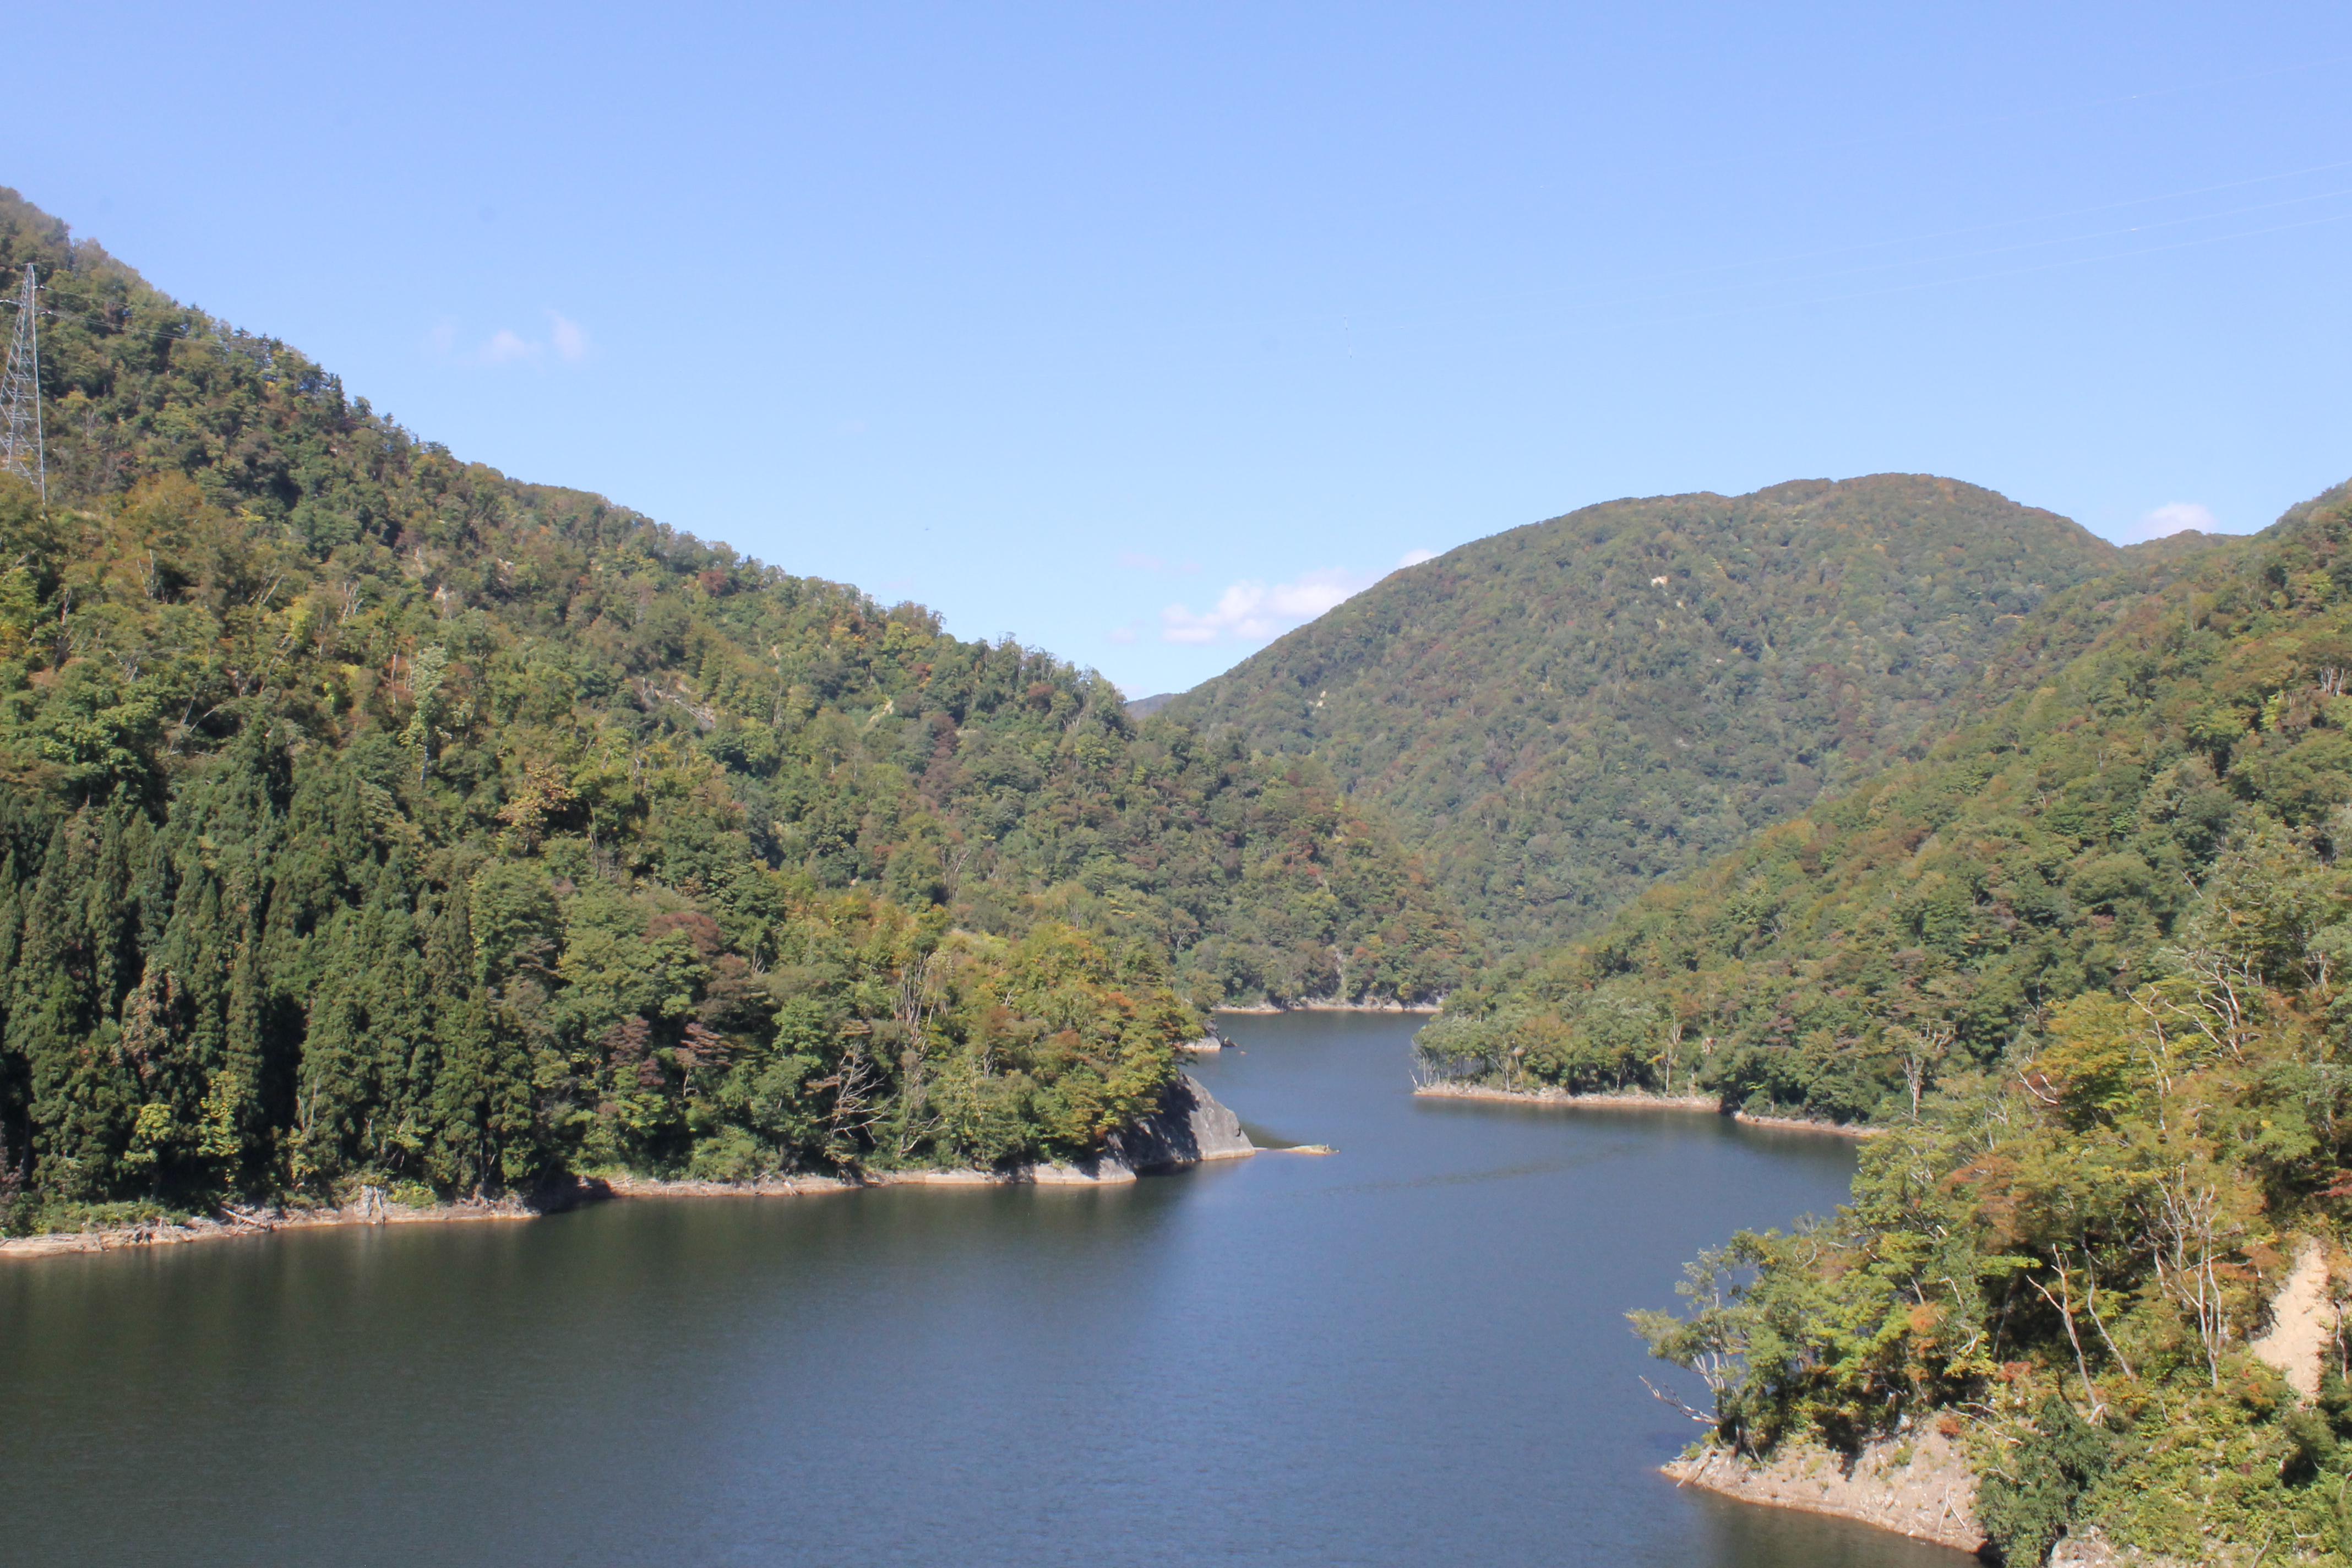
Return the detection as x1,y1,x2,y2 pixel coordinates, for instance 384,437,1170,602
0,190,1468,1227
1166,475,2195,952
1420,498,2323,1121
1445,484,2352,1561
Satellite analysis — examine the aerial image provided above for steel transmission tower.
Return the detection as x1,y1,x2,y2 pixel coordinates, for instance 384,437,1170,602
1,263,42,500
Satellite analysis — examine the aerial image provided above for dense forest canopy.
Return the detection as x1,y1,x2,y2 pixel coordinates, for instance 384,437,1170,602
1420,495,2323,1122
0,188,1471,1228
1465,483,2352,1561
1166,476,2208,953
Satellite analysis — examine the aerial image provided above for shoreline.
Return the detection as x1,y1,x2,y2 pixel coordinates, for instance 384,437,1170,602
1214,1000,1440,1015
600,1140,1257,1202
0,1154,1248,1260
1663,1433,1985,1555
4,1071,1260,1261
1411,1081,1881,1137
0,1191,553,1260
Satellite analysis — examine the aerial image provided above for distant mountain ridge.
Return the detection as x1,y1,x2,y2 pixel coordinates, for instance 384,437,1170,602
1166,474,2215,951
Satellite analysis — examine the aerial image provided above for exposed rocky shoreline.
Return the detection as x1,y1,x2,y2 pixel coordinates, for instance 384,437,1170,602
1670,1438,2195,1568
0,1189,554,1259
1,1074,1255,1261
1215,999,1440,1014
1412,1081,1880,1136
1667,1243,2338,1565
1665,1430,1984,1554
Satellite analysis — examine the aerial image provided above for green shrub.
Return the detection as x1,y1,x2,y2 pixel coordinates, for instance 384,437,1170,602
1977,1398,2113,1566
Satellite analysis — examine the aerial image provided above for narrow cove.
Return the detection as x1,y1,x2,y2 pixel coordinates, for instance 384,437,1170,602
0,1011,1968,1567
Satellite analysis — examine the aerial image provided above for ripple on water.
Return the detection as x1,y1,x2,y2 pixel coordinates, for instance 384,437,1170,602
0,1009,1970,1568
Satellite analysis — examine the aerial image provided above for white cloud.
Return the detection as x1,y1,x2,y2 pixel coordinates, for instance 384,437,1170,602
549,312,590,363
2116,501,2220,544
1106,624,1139,645
455,311,592,369
1397,547,1438,567
1161,567,1373,645
480,328,541,366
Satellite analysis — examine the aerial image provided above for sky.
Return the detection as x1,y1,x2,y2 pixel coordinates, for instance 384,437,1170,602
11,3,2352,696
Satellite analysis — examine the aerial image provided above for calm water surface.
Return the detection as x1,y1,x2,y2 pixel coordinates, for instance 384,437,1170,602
1,1011,1968,1567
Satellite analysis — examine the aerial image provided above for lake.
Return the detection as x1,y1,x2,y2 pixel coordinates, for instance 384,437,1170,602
0,1010,1969,1567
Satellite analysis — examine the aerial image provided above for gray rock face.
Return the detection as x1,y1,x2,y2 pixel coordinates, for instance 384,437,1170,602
1110,1073,1255,1171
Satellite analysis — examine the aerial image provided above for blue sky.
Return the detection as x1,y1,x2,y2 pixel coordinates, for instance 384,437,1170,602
14,3,2352,695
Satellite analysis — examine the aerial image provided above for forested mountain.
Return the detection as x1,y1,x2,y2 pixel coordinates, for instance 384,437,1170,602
1431,483,2352,1560
1418,496,2327,1120
1165,476,2201,952
0,189,1468,1228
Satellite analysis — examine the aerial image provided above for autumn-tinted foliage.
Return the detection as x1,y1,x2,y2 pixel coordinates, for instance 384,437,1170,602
0,189,1468,1224
1168,475,2194,952
1590,489,2352,1560
1439,489,2349,1122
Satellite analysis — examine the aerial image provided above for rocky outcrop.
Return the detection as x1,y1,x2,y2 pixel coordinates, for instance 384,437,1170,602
1664,1430,1984,1554
1110,1072,1256,1171
1175,1023,1232,1053
1664,1430,2205,1562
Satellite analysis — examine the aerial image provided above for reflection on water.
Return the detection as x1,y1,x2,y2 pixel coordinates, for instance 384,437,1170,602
0,1010,1967,1567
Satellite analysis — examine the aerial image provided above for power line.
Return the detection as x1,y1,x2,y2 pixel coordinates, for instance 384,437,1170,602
1,264,43,501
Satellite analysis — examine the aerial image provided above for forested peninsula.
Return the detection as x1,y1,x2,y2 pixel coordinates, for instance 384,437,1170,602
0,190,1469,1234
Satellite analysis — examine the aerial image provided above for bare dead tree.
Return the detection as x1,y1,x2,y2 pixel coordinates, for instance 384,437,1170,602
2075,1241,2136,1385
1653,1018,1688,1097
2145,944,2264,1066
814,1028,884,1157
1888,1019,1955,1119
893,952,947,1158
2146,1166,2235,1387
2027,1243,2135,1419
2120,989,2182,1121
2027,1257,2103,1419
